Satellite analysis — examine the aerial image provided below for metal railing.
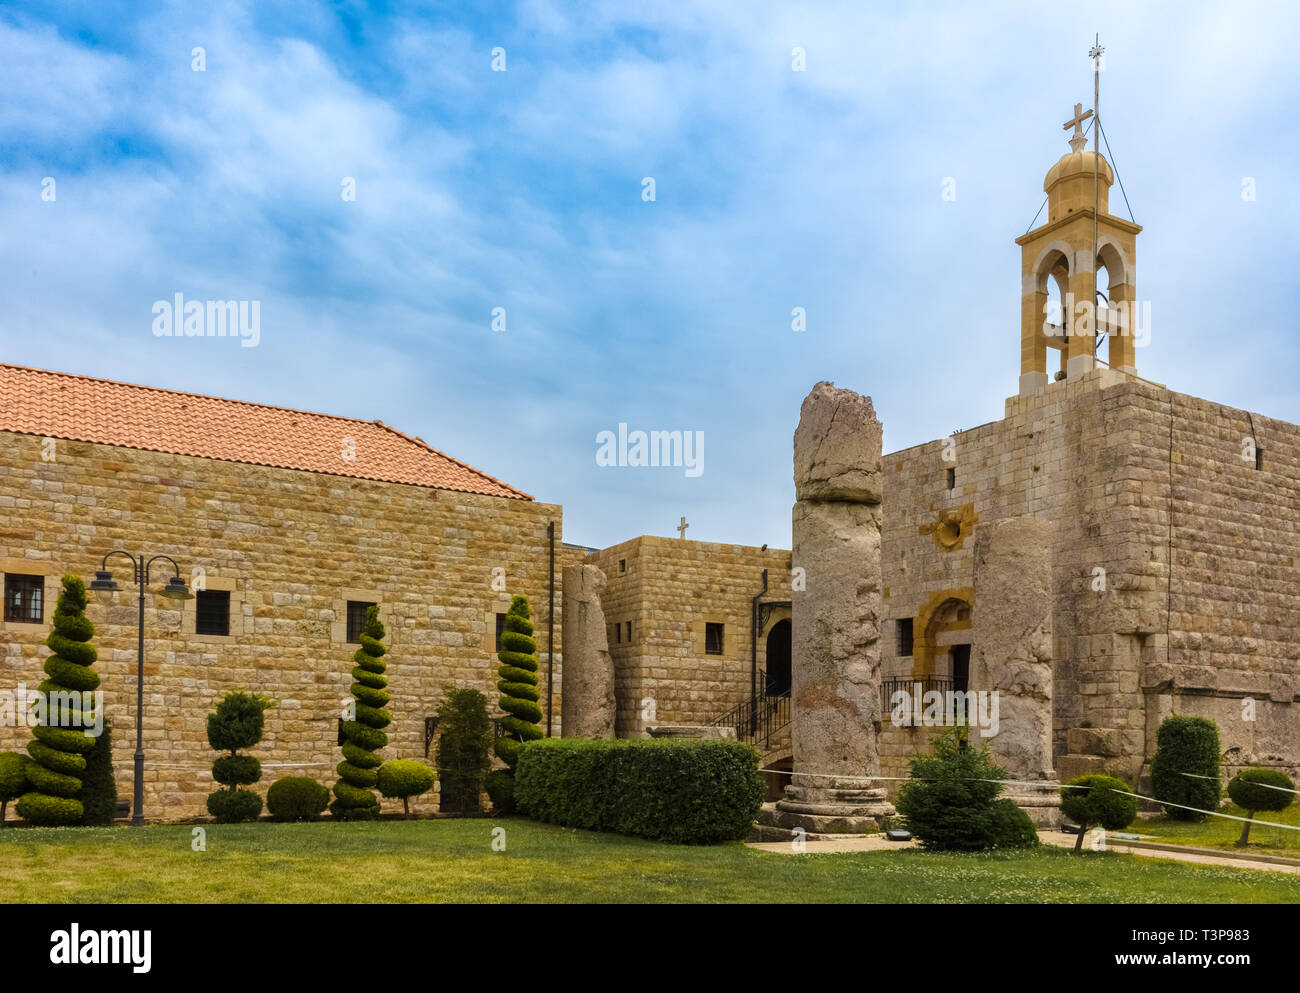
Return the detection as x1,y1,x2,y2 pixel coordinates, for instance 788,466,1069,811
708,669,792,751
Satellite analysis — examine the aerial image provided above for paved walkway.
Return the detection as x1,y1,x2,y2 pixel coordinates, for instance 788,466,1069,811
749,830,1300,874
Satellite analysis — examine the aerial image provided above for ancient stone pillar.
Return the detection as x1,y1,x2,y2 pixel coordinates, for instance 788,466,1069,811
971,516,1059,827
560,564,616,739
767,381,895,834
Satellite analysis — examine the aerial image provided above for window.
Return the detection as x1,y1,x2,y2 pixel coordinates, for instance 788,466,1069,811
614,622,622,644
346,601,377,643
946,467,956,490
897,617,914,656
1256,447,1264,470
618,559,626,573
495,612,506,651
195,589,231,636
4,575,43,624
705,622,724,655
624,620,632,643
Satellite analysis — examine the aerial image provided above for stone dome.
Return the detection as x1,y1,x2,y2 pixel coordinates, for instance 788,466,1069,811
1044,150,1113,192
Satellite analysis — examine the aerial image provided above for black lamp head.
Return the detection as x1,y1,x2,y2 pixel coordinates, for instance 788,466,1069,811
89,570,120,593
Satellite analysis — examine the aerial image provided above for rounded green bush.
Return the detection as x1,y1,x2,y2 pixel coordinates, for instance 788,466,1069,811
1228,767,1295,813
377,760,435,798
485,769,515,814
206,787,263,823
212,754,262,787
988,798,1040,848
207,692,274,753
1150,715,1221,821
1228,767,1295,845
1060,774,1137,851
266,777,330,822
20,575,100,826
16,792,83,826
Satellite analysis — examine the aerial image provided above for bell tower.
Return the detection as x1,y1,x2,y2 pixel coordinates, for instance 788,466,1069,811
1014,93,1142,396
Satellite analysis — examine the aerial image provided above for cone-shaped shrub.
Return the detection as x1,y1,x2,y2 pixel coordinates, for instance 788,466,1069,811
1228,767,1295,846
1150,715,1221,821
205,691,273,823
77,718,118,826
332,605,390,820
494,595,544,769
0,752,27,825
17,575,100,826
435,687,492,814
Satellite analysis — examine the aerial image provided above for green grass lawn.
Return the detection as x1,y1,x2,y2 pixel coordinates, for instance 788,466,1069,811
1,818,1298,903
1137,801,1300,859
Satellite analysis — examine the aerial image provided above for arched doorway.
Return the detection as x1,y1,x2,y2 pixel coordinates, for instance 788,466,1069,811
765,619,791,696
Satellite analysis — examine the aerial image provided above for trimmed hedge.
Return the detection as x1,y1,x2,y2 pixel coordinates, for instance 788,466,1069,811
515,738,764,844
485,769,515,814
18,575,99,826
267,777,330,822
1150,715,1221,821
332,605,389,820
1060,774,1137,853
1228,767,1295,846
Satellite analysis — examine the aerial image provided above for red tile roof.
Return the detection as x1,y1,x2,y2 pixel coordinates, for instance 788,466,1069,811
0,364,532,500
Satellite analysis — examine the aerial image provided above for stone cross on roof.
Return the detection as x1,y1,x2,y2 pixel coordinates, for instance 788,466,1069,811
1063,102,1093,153
676,516,689,539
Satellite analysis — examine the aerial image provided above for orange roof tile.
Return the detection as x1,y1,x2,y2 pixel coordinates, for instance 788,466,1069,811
0,364,532,500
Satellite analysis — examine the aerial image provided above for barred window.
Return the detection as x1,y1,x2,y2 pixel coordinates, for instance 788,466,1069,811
347,601,376,643
705,622,724,655
897,617,914,656
196,589,230,636
4,575,43,624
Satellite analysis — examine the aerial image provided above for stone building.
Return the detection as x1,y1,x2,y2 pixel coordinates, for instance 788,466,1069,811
875,127,1300,792
0,363,567,820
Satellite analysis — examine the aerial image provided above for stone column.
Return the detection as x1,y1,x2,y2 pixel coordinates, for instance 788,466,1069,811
768,381,894,835
971,516,1059,827
560,564,615,739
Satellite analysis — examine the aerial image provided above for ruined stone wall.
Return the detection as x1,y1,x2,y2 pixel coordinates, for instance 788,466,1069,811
879,369,1300,785
0,431,564,820
587,536,792,736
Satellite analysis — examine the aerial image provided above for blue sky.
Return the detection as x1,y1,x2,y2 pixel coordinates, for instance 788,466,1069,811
2,0,1297,549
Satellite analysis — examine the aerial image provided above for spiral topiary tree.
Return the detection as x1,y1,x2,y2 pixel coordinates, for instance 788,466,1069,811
332,604,390,820
17,575,100,826
206,692,274,823
494,595,544,771
1228,767,1295,846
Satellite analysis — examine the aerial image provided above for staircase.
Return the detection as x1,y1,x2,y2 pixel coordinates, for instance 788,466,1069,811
708,669,791,755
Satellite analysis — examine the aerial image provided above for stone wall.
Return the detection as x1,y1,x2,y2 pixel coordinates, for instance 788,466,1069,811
0,431,565,820
879,368,1300,785
586,536,792,736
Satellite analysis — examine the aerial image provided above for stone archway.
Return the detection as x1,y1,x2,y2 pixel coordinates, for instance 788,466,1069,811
911,588,974,680
765,619,792,696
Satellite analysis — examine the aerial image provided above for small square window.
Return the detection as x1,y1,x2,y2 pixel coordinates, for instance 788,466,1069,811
347,601,377,643
897,618,914,656
4,575,43,624
705,622,724,655
495,612,506,651
195,589,231,636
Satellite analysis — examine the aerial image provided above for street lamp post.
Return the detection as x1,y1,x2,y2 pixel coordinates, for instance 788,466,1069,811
90,552,193,827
